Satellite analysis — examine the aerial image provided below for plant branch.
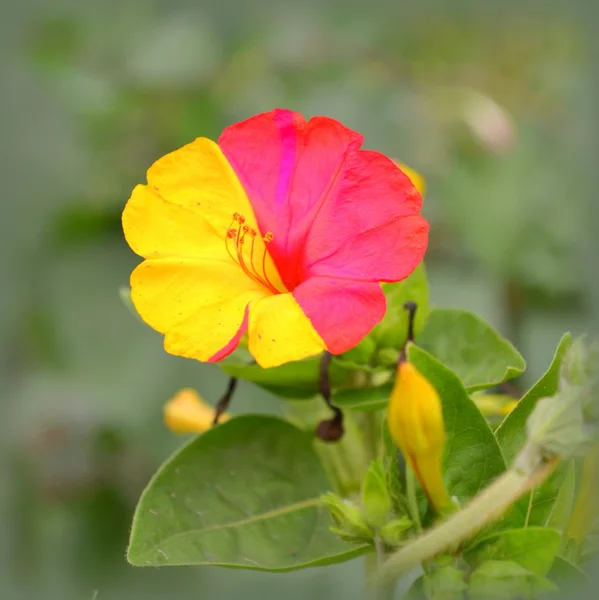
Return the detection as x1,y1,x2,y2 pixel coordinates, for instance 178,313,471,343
374,447,559,598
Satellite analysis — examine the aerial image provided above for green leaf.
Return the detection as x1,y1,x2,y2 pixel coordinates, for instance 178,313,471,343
128,415,367,570
502,462,571,531
371,263,430,349
547,556,589,591
219,353,349,400
493,335,574,531
464,527,561,576
417,308,525,392
545,460,576,533
407,345,506,503
333,384,392,412
496,333,573,464
469,560,558,597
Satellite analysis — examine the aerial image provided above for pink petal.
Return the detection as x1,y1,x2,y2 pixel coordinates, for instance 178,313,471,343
218,109,363,290
293,277,386,354
301,150,426,282
308,215,429,283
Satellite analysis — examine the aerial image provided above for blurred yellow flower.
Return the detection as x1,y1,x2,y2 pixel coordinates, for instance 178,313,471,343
387,361,450,513
472,393,518,417
396,162,426,196
163,388,229,434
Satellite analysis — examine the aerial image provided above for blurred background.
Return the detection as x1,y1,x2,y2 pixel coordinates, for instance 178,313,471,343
0,1,594,599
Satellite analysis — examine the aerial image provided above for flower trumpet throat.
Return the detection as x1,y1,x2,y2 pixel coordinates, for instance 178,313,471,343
387,361,451,513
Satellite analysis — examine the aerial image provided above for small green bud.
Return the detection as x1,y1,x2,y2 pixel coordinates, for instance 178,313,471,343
376,347,401,368
370,265,429,350
321,492,372,543
361,458,392,528
339,335,377,366
468,560,557,599
379,516,412,546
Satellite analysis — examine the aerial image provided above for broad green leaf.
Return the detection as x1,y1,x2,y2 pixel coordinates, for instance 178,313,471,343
464,527,561,576
417,308,525,392
128,415,368,570
371,263,430,349
547,556,589,588
494,335,574,531
545,460,576,533
469,560,557,597
496,333,573,464
333,384,392,412
219,352,349,400
407,345,506,502
502,463,571,531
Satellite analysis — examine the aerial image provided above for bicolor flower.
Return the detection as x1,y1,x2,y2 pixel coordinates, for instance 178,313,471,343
122,109,428,368
163,388,229,434
387,360,451,513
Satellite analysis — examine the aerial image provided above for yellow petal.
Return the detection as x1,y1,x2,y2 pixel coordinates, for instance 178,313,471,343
248,293,326,368
147,137,259,236
396,162,426,196
131,257,268,360
163,388,228,434
122,184,224,260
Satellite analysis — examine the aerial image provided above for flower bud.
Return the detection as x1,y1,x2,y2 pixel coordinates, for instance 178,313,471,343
163,388,228,434
387,361,451,513
379,516,412,547
321,492,373,543
361,458,392,528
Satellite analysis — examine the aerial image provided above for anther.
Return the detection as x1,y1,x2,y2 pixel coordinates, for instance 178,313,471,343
226,229,237,239
263,232,274,243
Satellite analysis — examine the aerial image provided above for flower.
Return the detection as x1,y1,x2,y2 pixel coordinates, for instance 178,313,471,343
387,360,451,513
122,109,429,368
163,388,228,434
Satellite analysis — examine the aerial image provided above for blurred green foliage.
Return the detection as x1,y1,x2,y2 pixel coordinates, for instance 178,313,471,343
0,1,590,599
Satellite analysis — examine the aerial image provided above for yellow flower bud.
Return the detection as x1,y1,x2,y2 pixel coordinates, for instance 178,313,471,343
387,361,450,512
163,388,228,434
395,162,426,196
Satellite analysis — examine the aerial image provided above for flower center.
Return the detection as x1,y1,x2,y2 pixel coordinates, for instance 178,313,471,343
225,213,280,294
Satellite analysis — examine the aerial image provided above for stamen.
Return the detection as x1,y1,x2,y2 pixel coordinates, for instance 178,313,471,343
261,232,277,292
225,215,279,294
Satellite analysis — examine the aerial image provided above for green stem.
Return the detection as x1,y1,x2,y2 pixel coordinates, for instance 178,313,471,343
406,465,423,534
363,411,380,463
374,454,558,598
524,487,535,528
